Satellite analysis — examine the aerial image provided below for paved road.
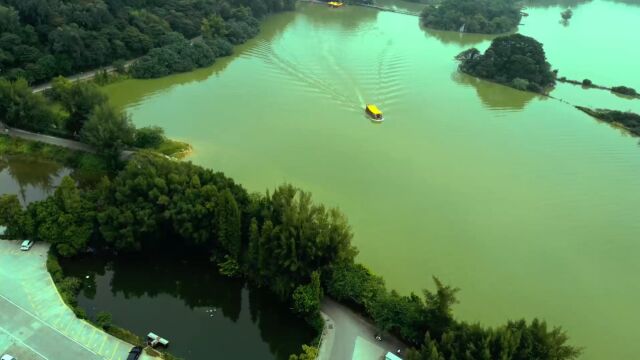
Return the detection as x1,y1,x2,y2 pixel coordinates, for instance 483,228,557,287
31,60,135,94
0,241,153,360
31,36,200,93
4,127,94,153
1,125,134,160
319,298,407,360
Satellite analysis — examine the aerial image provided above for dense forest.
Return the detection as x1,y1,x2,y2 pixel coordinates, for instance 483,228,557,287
457,34,555,93
420,0,522,34
0,0,295,82
0,152,581,360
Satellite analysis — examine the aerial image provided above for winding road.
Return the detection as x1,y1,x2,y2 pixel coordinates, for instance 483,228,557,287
1,123,134,160
319,298,407,360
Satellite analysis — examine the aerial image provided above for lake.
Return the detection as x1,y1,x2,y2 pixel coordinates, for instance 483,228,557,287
60,255,315,360
0,156,71,205
97,0,640,358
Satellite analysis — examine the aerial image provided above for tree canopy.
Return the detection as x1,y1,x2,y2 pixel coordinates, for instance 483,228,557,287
0,0,295,83
421,0,522,34
457,34,555,93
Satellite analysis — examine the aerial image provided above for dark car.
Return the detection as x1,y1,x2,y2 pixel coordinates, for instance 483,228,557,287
127,346,143,360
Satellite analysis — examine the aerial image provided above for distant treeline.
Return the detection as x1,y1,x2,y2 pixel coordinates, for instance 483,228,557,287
421,0,522,34
0,0,295,82
1,152,581,360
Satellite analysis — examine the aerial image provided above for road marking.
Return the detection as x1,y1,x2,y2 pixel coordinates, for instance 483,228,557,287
0,294,99,356
98,335,107,354
109,341,120,360
0,324,49,360
87,327,97,347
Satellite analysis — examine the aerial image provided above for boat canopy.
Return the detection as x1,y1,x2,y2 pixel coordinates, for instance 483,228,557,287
366,104,382,116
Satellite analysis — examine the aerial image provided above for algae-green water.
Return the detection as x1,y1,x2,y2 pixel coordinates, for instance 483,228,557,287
103,1,640,358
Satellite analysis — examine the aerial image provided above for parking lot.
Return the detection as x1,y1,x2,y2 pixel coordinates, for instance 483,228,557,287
0,241,152,360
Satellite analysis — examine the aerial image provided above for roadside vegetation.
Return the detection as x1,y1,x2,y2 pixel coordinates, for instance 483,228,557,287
420,0,522,34
0,77,190,167
0,151,582,360
0,0,295,83
457,34,555,93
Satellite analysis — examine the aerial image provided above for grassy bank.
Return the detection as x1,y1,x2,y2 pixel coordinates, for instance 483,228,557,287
0,135,109,183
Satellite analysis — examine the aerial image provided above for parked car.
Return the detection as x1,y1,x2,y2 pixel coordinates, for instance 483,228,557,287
127,346,142,360
20,240,33,251
1,354,17,360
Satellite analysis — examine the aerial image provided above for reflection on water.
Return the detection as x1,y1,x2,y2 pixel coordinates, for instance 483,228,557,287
0,156,70,205
527,0,593,8
452,72,541,111
106,11,299,111
422,26,499,46
61,255,314,360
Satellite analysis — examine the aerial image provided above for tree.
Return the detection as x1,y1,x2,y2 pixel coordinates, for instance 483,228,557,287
288,345,318,360
561,8,573,21
421,0,522,34
51,78,108,134
80,103,135,167
28,176,93,257
134,126,165,148
0,78,58,131
95,311,112,329
458,34,555,93
326,262,385,313
423,277,459,339
217,188,242,259
0,194,30,237
292,271,322,315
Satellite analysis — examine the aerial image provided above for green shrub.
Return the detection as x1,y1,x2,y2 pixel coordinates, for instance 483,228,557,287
611,86,638,96
135,126,166,149
582,79,592,86
95,311,113,330
511,78,530,91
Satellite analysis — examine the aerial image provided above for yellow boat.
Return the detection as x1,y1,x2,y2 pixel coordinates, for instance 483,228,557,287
327,1,344,8
365,104,384,122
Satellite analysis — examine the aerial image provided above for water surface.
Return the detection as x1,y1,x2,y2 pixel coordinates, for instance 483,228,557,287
61,255,315,360
104,1,640,358
0,156,71,205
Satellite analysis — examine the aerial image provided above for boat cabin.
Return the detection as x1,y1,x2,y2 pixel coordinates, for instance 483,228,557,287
327,2,344,7
385,352,402,360
365,104,383,121
147,332,169,348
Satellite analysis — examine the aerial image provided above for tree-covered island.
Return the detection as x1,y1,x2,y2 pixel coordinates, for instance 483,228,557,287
420,0,522,34
457,33,555,93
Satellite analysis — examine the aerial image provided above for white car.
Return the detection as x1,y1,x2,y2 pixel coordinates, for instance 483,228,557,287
1,354,17,360
20,240,33,251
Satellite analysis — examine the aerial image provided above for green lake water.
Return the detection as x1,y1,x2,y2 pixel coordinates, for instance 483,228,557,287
0,156,71,205
106,0,640,358
60,255,315,360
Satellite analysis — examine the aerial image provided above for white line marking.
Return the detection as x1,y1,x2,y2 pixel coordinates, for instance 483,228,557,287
0,294,99,356
0,324,49,360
